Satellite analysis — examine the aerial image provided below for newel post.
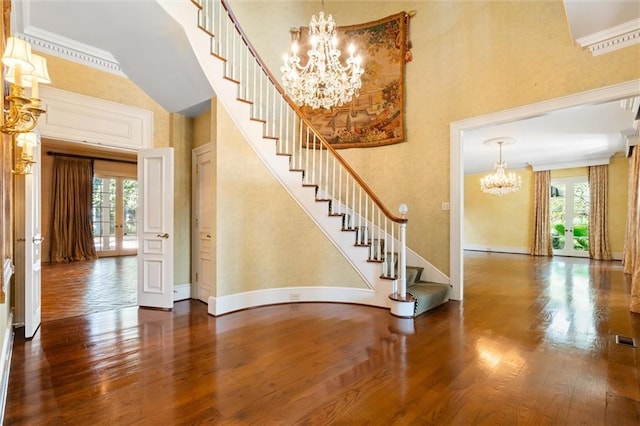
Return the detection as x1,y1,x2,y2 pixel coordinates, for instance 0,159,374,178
389,203,415,318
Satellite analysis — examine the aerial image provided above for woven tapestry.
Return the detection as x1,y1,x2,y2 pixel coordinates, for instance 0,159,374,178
296,12,411,149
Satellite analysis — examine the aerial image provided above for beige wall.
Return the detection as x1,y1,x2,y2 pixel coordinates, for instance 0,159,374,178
214,99,367,295
463,158,629,255
230,0,640,274
464,167,533,251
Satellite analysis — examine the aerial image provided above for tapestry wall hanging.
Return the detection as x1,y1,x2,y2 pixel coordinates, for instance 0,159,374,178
295,12,412,149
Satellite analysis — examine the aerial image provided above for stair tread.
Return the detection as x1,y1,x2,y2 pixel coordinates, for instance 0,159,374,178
408,282,451,317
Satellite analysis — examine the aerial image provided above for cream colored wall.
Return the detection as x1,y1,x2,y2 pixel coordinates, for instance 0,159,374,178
193,105,212,148
214,99,367,295
464,167,533,251
170,115,193,284
229,0,640,274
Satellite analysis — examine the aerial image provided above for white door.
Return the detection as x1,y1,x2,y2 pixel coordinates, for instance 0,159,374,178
137,148,174,309
15,142,43,338
550,177,590,257
192,145,213,303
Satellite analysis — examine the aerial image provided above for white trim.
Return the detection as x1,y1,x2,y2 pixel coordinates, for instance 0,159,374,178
531,156,611,172
173,283,192,302
208,285,393,316
576,18,640,56
464,244,530,255
38,86,154,152
451,80,640,302
11,0,124,75
0,312,14,425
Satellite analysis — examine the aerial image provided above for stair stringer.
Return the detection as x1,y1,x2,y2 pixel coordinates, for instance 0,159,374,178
160,0,395,312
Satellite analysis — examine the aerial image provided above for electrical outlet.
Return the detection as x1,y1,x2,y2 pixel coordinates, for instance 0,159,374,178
442,202,450,211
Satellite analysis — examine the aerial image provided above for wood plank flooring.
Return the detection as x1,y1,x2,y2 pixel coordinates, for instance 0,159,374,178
41,256,137,322
5,252,640,424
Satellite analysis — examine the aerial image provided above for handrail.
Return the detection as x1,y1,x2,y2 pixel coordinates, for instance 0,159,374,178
192,0,406,225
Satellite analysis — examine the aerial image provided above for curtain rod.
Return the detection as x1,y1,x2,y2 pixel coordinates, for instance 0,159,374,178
46,151,137,165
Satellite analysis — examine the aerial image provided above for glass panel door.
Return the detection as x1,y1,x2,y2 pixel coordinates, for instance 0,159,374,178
92,176,138,257
550,177,589,257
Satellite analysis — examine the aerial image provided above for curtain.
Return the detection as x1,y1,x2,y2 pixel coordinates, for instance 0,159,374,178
624,147,640,312
531,170,553,256
50,157,98,263
587,165,612,260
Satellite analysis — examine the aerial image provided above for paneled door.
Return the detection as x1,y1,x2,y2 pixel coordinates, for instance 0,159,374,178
15,142,43,338
551,177,590,257
137,148,174,309
192,144,213,303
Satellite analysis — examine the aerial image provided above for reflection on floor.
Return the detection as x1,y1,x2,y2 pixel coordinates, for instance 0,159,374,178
42,256,137,323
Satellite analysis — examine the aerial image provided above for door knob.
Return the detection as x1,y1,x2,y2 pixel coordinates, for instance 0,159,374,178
156,233,169,239
206,234,212,239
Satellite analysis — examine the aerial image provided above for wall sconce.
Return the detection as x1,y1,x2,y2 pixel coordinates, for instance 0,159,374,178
1,37,51,135
14,131,39,175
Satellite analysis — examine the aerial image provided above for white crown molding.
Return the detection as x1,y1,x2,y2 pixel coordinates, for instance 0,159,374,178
531,156,611,172
576,18,640,56
11,0,124,76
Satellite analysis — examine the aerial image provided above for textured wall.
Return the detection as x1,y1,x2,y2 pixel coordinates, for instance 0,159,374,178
464,167,533,251
214,100,367,296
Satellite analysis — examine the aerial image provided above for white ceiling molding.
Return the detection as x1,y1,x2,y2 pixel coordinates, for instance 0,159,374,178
576,18,640,56
530,156,612,172
10,0,124,76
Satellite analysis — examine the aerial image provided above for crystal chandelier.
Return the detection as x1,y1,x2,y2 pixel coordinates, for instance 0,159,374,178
480,138,522,196
281,3,364,110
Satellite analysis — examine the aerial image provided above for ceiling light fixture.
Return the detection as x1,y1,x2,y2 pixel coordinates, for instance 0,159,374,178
281,0,364,110
480,137,522,196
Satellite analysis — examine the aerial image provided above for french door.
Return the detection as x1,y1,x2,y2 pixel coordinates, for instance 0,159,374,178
92,176,138,257
550,177,590,257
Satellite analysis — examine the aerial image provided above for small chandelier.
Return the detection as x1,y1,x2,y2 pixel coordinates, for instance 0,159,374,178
281,2,364,110
480,137,522,196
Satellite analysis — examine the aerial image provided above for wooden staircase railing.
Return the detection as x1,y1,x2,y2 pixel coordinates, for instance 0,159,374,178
190,0,410,300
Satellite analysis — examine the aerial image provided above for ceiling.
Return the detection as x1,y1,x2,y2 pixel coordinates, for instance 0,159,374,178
10,0,640,171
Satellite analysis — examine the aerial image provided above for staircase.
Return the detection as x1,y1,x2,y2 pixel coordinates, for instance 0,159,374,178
160,0,450,316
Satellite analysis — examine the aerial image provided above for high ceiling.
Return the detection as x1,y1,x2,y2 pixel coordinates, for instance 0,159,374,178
10,0,640,171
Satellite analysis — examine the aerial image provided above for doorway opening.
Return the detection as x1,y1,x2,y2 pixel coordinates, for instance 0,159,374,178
39,141,139,322
551,177,590,257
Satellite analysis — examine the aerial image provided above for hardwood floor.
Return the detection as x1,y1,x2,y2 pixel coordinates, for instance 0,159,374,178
41,256,137,322
5,252,640,424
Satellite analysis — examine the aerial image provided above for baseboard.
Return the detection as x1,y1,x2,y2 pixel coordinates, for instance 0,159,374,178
208,286,393,316
0,311,14,425
464,244,530,255
465,245,625,260
173,283,191,301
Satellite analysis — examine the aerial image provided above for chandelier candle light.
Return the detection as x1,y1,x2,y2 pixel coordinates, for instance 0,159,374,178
479,137,522,196
281,2,364,110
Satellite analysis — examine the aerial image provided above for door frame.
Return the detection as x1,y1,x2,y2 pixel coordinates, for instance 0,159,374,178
450,79,640,301
551,176,590,257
